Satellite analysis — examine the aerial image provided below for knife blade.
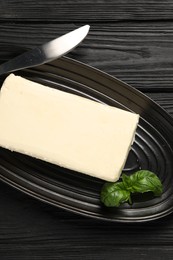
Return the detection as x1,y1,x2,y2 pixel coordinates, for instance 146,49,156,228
0,25,90,75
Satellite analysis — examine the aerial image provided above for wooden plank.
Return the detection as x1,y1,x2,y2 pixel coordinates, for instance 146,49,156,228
147,92,173,113
0,22,173,90
0,0,173,22
0,180,173,246
1,1,173,259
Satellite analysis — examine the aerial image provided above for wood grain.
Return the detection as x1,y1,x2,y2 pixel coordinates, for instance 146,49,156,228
1,1,173,259
0,0,173,22
1,22,173,91
0,180,173,260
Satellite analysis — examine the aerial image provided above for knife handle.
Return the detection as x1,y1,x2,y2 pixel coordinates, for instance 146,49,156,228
0,47,45,76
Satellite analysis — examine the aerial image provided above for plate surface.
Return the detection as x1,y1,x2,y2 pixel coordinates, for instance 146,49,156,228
1,51,173,222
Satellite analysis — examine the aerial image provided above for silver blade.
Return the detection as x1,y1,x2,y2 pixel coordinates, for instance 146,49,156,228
0,25,90,75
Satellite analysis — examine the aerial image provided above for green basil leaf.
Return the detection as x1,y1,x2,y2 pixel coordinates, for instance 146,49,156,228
121,174,134,192
100,170,163,207
122,170,163,196
100,182,131,207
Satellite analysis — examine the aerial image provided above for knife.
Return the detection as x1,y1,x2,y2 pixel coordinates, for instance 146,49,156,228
0,25,90,75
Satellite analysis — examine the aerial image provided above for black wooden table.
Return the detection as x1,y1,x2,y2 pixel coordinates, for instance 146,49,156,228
1,1,173,259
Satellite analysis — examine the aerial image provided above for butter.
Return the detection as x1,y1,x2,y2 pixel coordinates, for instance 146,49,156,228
0,74,139,182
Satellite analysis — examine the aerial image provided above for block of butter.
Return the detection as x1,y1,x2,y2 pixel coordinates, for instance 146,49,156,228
0,74,139,182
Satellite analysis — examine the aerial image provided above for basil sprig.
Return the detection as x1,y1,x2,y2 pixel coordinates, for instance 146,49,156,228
100,170,163,207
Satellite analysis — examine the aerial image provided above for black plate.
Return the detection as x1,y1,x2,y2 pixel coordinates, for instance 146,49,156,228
1,52,173,223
